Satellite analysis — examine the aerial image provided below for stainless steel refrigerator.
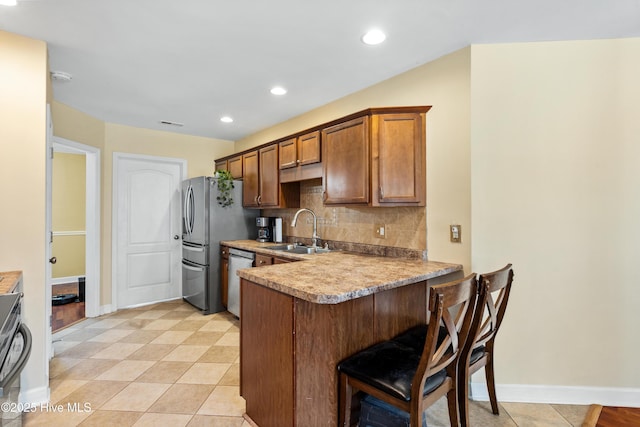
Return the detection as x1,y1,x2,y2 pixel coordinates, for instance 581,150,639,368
182,176,254,314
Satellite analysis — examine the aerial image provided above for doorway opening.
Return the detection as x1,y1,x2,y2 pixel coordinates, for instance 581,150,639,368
51,137,101,330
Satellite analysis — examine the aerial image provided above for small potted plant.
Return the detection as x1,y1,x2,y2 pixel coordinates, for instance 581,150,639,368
215,170,235,207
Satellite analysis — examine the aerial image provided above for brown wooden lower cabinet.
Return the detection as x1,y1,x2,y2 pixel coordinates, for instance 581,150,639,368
240,277,451,427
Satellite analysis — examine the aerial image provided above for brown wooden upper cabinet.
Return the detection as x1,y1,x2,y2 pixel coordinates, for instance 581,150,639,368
279,131,321,169
215,159,227,173
322,116,370,205
243,144,299,208
215,154,243,179
371,112,426,206
227,155,243,179
242,150,260,207
217,106,429,208
322,110,427,207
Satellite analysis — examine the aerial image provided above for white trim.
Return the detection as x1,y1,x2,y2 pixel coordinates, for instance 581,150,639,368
19,385,50,406
100,304,114,316
111,152,187,311
50,276,83,286
470,382,640,407
52,230,86,236
52,136,101,320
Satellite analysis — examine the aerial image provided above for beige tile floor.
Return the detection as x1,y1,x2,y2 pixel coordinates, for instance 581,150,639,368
19,300,589,426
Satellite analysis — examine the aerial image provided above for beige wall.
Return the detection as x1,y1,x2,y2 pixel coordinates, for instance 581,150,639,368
239,48,472,269
471,38,640,388
52,102,236,306
52,152,86,277
0,30,49,397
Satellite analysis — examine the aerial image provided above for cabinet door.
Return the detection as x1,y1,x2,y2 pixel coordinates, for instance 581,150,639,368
279,138,298,169
243,151,260,207
228,155,243,179
215,159,228,173
372,113,425,206
220,246,229,307
298,131,321,166
258,145,280,207
322,116,370,205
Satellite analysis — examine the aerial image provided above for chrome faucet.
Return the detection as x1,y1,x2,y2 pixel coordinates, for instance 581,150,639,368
291,208,319,248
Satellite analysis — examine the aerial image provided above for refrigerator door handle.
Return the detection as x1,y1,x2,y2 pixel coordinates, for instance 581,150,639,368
182,244,205,252
188,185,195,234
183,184,191,236
182,260,205,272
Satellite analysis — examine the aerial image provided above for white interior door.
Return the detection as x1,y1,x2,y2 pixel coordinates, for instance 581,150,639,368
114,153,185,309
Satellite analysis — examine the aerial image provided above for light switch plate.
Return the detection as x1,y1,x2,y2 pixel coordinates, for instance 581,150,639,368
450,224,461,243
375,223,386,239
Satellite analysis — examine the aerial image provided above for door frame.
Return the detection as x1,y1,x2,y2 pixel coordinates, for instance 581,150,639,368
51,136,101,318
111,152,187,310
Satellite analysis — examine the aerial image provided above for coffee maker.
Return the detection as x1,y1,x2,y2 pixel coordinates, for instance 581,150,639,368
256,217,271,242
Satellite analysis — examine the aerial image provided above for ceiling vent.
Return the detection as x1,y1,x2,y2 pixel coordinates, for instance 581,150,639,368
50,71,73,82
159,120,184,127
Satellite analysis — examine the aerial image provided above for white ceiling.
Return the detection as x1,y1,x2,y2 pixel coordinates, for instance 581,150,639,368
1,0,639,141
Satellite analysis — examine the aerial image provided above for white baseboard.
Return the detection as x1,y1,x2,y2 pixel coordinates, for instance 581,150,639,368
99,304,114,316
470,382,640,407
19,385,50,406
51,276,83,286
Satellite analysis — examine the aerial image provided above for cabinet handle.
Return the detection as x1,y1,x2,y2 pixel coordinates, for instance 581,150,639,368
322,190,327,202
254,195,258,204
281,161,297,167
296,159,300,163
379,186,384,199
257,195,262,205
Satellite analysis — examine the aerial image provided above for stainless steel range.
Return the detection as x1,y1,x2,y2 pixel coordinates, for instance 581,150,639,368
0,291,32,424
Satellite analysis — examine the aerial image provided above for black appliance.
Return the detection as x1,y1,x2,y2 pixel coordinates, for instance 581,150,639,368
0,292,32,423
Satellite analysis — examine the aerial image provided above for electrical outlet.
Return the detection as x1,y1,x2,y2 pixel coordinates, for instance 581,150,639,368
450,224,461,243
374,223,386,239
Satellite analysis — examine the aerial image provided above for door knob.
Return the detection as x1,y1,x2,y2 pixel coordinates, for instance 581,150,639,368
174,235,180,240
49,257,57,264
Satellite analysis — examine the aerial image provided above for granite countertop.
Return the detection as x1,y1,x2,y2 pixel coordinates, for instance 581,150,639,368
221,240,462,304
0,271,23,295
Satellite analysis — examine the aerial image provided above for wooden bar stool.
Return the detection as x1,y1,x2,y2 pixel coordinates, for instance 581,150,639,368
337,274,480,427
458,264,514,427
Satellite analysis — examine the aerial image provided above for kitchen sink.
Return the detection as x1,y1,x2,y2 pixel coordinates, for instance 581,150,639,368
267,244,331,254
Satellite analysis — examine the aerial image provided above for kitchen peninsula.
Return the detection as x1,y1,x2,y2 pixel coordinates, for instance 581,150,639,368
222,240,462,427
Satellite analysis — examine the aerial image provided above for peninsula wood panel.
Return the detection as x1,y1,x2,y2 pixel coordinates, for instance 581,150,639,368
240,276,438,426
373,280,428,340
294,295,374,426
240,279,294,427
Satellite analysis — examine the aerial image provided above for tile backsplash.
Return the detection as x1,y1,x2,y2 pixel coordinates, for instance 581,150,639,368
262,179,426,251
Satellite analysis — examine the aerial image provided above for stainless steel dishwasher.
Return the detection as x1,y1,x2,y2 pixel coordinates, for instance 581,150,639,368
227,248,255,318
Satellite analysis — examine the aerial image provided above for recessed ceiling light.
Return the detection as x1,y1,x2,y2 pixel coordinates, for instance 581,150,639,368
361,29,386,45
0,0,17,6
220,116,233,123
270,86,287,96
